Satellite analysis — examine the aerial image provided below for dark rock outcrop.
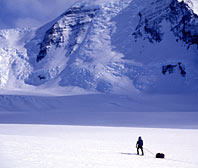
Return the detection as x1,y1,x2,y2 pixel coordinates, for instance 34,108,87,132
162,62,186,77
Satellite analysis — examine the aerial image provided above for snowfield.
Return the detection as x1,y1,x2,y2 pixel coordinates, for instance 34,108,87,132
0,92,197,168
0,124,198,168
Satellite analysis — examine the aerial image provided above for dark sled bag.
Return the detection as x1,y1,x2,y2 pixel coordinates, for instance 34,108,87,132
156,153,165,158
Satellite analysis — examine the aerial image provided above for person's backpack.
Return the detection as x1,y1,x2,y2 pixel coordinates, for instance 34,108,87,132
138,139,143,147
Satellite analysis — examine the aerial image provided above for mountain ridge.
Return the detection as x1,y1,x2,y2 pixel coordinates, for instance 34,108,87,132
0,0,197,95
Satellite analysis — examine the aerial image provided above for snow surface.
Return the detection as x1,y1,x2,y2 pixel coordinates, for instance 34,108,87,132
0,124,198,168
194,0,198,14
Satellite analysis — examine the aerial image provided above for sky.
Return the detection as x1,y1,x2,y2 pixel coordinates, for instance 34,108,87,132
0,0,79,29
0,0,197,29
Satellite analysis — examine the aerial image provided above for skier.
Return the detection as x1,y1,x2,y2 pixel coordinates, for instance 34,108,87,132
136,136,144,155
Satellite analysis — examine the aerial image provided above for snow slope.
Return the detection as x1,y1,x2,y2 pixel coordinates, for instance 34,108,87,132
193,0,198,14
0,0,197,94
0,124,198,168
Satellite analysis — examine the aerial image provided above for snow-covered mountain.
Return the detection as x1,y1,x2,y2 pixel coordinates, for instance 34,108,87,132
1,3,198,167
0,0,198,94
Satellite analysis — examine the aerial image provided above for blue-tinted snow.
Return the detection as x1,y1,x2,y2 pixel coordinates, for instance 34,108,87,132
0,93,197,128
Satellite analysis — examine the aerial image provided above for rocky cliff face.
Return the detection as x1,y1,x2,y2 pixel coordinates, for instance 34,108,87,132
36,5,99,62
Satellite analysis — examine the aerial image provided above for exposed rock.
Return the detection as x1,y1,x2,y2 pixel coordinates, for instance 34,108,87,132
162,62,186,77
162,64,178,74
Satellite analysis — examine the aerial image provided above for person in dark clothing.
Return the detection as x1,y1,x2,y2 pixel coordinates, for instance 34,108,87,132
136,136,144,155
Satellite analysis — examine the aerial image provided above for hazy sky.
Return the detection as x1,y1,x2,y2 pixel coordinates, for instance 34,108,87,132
0,0,79,29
